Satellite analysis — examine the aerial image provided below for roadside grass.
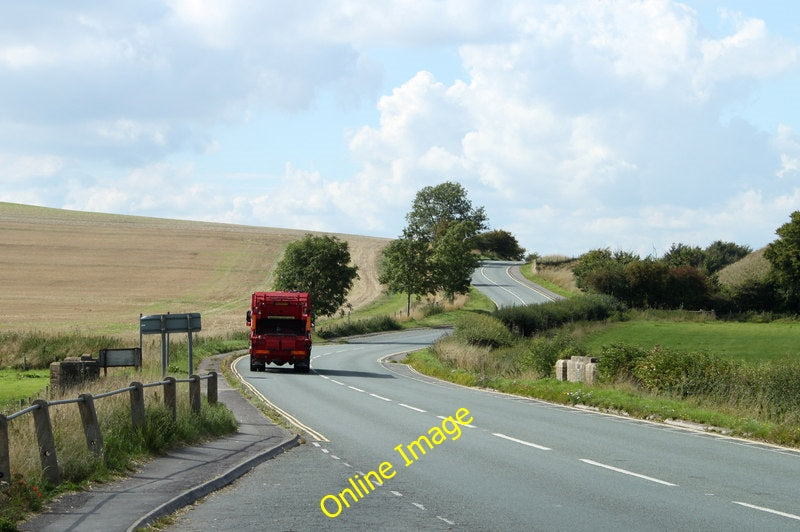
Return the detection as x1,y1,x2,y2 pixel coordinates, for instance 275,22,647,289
406,348,800,447
315,287,495,339
578,318,800,362
406,305,800,449
0,340,240,528
519,261,578,298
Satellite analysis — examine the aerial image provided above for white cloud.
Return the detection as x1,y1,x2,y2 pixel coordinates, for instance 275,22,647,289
1,1,799,257
775,125,800,179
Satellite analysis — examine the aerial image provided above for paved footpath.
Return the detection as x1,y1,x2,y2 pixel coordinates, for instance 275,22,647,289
20,353,298,532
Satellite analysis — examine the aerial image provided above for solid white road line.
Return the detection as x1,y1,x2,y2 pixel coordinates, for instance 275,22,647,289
580,459,677,486
492,432,551,450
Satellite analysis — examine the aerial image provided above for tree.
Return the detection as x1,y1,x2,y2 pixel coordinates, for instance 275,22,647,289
404,181,487,243
473,229,525,260
273,234,359,317
573,248,638,292
431,221,480,301
703,240,752,275
378,236,433,316
625,259,669,308
765,211,800,309
662,243,704,270
379,181,488,306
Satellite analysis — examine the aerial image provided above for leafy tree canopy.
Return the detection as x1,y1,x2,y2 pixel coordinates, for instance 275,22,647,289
404,181,487,242
431,221,480,300
273,234,359,317
473,229,526,261
662,243,704,269
765,211,800,307
703,240,752,274
378,236,433,315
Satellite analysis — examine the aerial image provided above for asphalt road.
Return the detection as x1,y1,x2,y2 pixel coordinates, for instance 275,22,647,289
171,326,800,531
471,260,560,307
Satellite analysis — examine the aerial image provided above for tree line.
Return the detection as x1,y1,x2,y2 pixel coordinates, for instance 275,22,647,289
573,212,800,313
268,179,800,318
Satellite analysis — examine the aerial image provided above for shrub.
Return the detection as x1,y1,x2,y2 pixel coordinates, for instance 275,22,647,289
519,332,585,378
494,294,625,337
454,313,516,348
596,343,650,382
316,315,401,339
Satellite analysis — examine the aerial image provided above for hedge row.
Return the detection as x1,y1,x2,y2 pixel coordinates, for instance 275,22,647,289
598,343,800,423
493,294,625,337
316,315,402,339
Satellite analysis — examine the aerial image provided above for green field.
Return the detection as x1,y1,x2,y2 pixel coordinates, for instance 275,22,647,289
581,320,800,362
0,369,49,409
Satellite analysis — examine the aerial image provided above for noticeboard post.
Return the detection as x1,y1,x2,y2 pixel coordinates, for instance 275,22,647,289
98,347,142,376
139,313,202,377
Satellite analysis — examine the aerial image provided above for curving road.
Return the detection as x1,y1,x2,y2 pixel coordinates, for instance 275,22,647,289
471,260,562,308
171,326,800,530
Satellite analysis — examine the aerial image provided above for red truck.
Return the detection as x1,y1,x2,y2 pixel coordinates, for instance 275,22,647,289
247,291,312,373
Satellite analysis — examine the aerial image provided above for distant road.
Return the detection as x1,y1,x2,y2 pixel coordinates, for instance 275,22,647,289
471,260,563,308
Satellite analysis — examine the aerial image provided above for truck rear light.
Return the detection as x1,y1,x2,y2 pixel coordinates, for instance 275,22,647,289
291,350,306,355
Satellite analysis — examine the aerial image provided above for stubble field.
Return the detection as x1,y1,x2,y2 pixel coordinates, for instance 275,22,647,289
0,202,389,339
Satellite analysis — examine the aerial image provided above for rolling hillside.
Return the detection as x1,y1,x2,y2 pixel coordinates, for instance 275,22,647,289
0,202,389,337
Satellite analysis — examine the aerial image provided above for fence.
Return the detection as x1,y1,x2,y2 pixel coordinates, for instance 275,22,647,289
0,372,218,487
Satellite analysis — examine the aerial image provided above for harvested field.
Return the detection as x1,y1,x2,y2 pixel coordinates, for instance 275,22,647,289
0,202,389,338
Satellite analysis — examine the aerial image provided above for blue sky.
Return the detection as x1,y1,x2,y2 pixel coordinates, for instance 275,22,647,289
1,1,799,257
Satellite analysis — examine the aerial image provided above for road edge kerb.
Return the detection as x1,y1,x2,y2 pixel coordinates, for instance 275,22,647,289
126,434,301,532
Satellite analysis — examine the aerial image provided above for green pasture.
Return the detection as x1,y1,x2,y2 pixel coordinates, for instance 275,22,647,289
0,369,49,409
581,320,800,362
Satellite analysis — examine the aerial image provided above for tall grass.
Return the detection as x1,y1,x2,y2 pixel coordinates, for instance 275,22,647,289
494,294,625,336
413,304,800,448
597,343,800,426
0,331,126,369
0,333,241,527
1,369,236,526
316,315,402,339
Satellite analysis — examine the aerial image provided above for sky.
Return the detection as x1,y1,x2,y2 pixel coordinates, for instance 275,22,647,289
1,1,799,257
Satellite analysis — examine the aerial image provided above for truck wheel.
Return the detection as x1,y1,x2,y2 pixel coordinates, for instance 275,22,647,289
295,363,310,374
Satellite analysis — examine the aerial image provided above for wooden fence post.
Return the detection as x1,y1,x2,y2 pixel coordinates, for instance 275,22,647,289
129,382,145,431
163,377,176,422
189,375,201,414
207,372,217,405
77,394,103,458
0,414,9,484
32,399,60,486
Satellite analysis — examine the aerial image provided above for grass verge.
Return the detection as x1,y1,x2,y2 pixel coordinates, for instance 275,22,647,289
406,348,800,447
0,341,241,529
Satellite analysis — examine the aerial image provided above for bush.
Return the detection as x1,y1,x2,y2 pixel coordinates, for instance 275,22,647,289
519,332,585,378
596,343,650,382
494,294,625,337
316,315,401,339
454,313,516,348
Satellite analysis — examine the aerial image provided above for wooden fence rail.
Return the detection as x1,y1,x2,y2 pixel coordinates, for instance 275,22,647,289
0,372,218,486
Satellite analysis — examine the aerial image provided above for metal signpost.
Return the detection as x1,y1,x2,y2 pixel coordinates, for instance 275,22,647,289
139,313,202,377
